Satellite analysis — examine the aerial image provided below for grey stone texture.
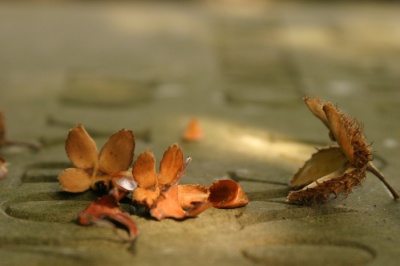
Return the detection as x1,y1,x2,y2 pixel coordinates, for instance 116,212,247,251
0,2,399,265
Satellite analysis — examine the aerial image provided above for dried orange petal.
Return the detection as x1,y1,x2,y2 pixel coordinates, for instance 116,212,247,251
150,184,186,220
58,168,91,193
133,186,160,207
158,144,184,186
133,150,157,188
209,180,249,208
98,129,135,174
178,184,209,209
182,118,203,142
65,124,98,169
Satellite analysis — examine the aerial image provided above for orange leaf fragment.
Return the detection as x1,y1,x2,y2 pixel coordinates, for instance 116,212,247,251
287,97,399,205
182,118,203,142
58,124,135,193
78,188,137,241
209,180,249,208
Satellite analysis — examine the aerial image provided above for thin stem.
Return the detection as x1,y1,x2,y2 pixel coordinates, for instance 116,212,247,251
367,162,399,200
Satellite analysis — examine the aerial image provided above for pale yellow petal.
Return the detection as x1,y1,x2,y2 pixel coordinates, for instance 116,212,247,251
289,147,350,189
98,129,135,174
58,168,91,193
65,124,98,169
304,97,330,129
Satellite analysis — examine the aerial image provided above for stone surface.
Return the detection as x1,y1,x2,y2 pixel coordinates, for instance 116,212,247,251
0,2,400,265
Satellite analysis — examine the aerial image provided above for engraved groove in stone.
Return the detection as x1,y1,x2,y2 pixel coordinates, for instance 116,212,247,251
242,242,375,265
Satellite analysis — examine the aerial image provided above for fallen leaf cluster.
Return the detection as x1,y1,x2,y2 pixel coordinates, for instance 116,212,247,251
58,124,248,240
287,97,399,205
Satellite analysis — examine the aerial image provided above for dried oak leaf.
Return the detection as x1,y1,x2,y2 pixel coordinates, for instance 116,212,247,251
132,144,210,220
287,97,399,205
209,180,249,208
58,124,135,193
182,118,203,142
78,188,137,241
0,157,8,179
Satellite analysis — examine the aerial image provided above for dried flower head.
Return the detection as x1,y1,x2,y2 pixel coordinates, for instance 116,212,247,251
78,188,137,241
287,97,399,205
182,118,203,142
132,144,210,220
58,124,135,193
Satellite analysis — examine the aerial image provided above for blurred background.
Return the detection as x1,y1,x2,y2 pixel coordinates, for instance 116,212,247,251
0,0,399,145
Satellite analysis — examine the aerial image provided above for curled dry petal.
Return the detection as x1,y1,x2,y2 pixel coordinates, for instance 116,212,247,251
65,124,98,170
182,118,204,142
98,129,135,174
289,147,350,190
78,188,137,241
158,144,184,186
58,168,91,193
323,104,355,164
209,180,249,208
0,157,8,179
304,97,330,129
